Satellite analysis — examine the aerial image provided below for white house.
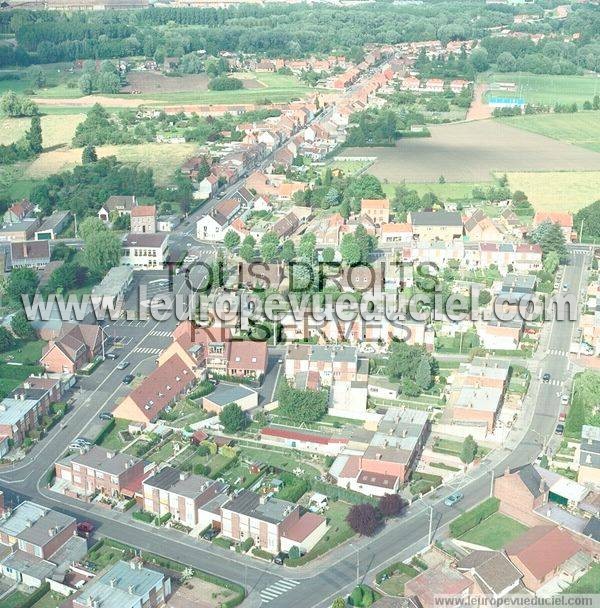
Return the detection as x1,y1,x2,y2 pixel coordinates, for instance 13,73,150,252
195,175,219,201
196,199,241,242
121,233,168,269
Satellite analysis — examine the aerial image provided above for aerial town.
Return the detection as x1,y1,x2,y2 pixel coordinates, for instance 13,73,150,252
0,0,598,607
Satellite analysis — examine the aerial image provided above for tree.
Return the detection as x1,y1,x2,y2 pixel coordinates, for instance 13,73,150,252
79,216,107,241
331,599,345,608
239,235,256,262
574,200,600,242
5,268,39,307
47,262,87,294
10,310,36,340
340,233,362,266
346,503,381,536
478,289,492,306
543,250,560,275
32,68,46,89
219,403,247,433
378,494,405,517
260,231,279,262
496,51,516,72
84,231,121,276
224,230,240,252
460,435,478,464
530,220,567,259
281,240,296,263
51,242,74,262
298,232,316,262
0,91,38,117
79,72,94,95
385,340,428,382
322,247,335,263
82,144,97,164
288,545,301,560
25,115,42,154
415,356,432,391
470,47,489,72
278,384,328,424
0,327,16,353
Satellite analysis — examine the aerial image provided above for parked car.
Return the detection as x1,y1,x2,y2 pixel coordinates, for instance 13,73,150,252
116,361,130,370
99,412,114,421
201,528,218,541
105,352,118,360
273,552,288,565
74,437,92,446
444,492,464,507
76,521,94,539
561,394,569,406
542,373,551,383
123,374,134,384
559,412,566,423
555,423,565,435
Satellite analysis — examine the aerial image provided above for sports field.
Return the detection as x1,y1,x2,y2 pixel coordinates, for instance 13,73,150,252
499,111,600,153
344,120,600,182
483,72,600,106
502,171,600,212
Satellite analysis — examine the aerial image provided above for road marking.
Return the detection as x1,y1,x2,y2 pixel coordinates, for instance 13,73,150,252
132,347,162,355
260,579,300,603
149,330,172,337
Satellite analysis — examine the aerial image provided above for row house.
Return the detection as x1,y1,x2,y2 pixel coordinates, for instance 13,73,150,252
142,466,226,528
74,560,171,608
220,490,327,555
157,321,268,383
113,354,196,425
284,344,367,386
55,445,147,500
196,198,242,241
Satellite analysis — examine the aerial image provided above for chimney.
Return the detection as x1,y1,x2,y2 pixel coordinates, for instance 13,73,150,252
106,452,114,459
128,585,135,595
110,579,117,588
259,495,267,505
23,244,28,258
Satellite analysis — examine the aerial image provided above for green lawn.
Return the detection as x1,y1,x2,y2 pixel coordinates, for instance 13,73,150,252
0,340,45,365
0,591,31,608
98,419,131,451
459,513,528,550
86,542,126,569
31,591,64,608
563,564,600,594
380,568,419,596
238,445,321,478
499,111,600,153
483,72,600,106
303,501,353,559
565,371,600,439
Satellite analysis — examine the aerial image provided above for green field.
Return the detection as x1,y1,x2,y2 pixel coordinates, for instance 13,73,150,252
0,113,85,148
459,513,528,549
502,171,600,212
500,112,600,153
484,72,600,106
383,181,490,201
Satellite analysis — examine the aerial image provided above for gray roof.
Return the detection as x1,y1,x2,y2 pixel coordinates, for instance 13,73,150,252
77,560,165,608
91,266,133,300
18,509,75,547
456,550,522,595
222,490,296,525
123,233,167,248
1,550,55,582
205,383,256,407
501,273,537,295
60,445,142,477
0,396,41,426
36,211,70,233
582,516,600,542
515,464,545,498
410,211,463,227
0,501,51,538
143,466,212,499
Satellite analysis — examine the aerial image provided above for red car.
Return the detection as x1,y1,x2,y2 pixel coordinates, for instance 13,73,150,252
76,521,94,539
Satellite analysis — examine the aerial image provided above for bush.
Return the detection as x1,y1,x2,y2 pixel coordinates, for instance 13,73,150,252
133,511,155,524
251,547,274,560
212,537,233,550
208,76,244,91
449,497,499,538
240,537,254,552
346,503,381,536
288,545,301,559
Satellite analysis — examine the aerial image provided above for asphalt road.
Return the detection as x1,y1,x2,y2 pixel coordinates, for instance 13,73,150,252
0,246,589,607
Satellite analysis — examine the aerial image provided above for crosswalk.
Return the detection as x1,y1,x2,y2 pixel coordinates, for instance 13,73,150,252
260,578,300,603
548,349,568,357
542,378,563,387
149,330,172,338
132,347,163,356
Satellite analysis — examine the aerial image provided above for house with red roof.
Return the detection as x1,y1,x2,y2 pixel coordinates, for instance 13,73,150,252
4,200,33,224
260,425,349,456
505,525,585,591
131,205,156,234
404,562,473,608
533,211,574,241
41,324,103,374
113,354,195,424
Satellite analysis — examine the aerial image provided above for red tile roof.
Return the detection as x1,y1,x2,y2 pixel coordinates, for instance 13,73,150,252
533,212,573,229
229,340,268,373
283,512,325,542
505,525,582,581
131,205,156,217
261,426,348,446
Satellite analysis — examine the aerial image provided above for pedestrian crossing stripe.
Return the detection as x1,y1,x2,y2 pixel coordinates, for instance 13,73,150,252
149,330,172,337
260,579,300,603
132,347,162,355
548,349,567,356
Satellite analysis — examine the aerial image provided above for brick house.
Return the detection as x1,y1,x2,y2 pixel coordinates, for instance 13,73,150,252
409,211,463,243
55,445,147,500
9,241,51,269
505,525,584,591
494,464,549,526
40,323,103,374
361,199,390,225
131,205,157,234
142,466,226,528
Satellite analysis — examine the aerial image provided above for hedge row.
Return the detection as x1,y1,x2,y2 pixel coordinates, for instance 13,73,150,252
94,418,116,445
11,582,50,608
449,497,500,538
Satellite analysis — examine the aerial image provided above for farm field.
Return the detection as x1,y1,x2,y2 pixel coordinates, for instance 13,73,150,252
344,120,600,183
0,113,85,148
482,72,600,106
382,181,490,201
25,142,198,184
502,171,600,212
499,111,600,153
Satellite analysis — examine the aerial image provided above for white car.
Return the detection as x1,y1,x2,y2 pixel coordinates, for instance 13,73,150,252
561,394,569,406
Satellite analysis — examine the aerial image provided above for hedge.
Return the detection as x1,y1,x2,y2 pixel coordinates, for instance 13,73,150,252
212,537,232,550
94,418,116,445
251,547,274,561
449,497,500,538
132,511,155,524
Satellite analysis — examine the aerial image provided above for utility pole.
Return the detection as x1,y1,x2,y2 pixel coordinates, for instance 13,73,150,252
489,469,495,498
428,505,434,545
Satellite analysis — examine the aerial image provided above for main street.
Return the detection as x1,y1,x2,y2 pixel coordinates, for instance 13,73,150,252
0,245,590,607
